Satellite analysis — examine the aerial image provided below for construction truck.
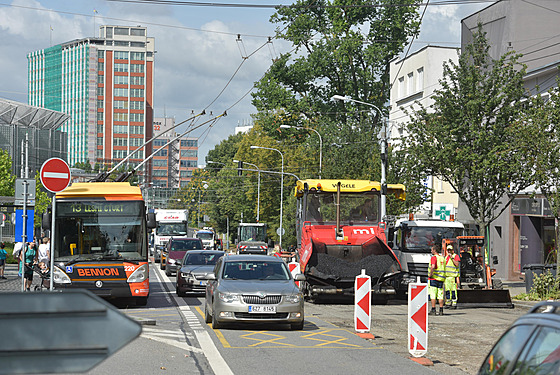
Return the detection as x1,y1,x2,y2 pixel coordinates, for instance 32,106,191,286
236,222,273,255
388,217,465,294
294,179,406,302
451,236,513,307
196,227,217,250
153,209,190,263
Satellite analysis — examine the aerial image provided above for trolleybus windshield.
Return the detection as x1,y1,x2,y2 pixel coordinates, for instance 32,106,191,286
54,200,147,262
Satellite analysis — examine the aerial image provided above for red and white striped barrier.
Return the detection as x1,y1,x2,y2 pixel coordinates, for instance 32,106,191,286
288,261,300,287
408,282,428,358
354,269,371,333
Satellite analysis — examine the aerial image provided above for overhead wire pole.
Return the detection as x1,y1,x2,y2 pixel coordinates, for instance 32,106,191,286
332,94,387,221
250,146,284,249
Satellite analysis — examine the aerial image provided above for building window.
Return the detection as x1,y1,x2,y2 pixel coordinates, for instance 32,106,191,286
114,75,129,85
97,137,103,146
113,138,128,147
416,67,424,92
114,125,128,134
98,62,104,72
115,27,129,36
130,64,144,73
181,150,197,158
96,149,104,159
130,138,143,147
130,113,144,122
398,77,404,98
180,160,197,168
153,159,167,167
114,51,129,60
114,88,129,97
130,125,144,134
114,41,129,47
97,99,104,109
97,74,104,84
114,112,128,122
154,169,167,177
97,113,103,123
130,76,144,85
98,50,104,59
113,150,128,159
156,149,168,157
154,139,167,147
97,87,104,96
114,63,128,73
114,100,128,109
130,28,146,36
407,72,414,95
130,101,144,110
180,139,198,147
131,52,145,61
130,88,144,98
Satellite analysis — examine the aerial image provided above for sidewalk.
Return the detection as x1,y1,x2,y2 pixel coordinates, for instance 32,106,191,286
0,263,45,292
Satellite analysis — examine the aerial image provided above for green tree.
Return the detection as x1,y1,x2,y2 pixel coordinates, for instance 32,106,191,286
73,161,92,172
252,0,421,181
0,149,16,196
531,83,560,275
402,24,540,258
33,172,50,229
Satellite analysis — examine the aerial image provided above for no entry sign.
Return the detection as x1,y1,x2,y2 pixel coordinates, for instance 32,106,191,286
40,158,71,193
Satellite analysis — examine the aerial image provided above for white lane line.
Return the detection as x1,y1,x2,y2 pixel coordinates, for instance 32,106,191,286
141,334,204,354
157,266,234,375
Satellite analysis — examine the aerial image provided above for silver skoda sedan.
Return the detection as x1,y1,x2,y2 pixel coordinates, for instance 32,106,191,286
204,254,305,330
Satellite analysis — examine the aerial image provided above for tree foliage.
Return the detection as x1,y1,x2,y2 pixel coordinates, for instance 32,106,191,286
402,24,539,234
0,149,16,196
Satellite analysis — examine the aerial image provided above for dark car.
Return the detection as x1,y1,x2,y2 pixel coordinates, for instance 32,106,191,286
161,237,203,276
479,301,560,375
176,250,225,296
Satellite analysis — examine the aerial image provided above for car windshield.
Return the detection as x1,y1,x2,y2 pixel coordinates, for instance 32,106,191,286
184,253,222,265
197,232,214,240
222,261,290,280
170,240,203,250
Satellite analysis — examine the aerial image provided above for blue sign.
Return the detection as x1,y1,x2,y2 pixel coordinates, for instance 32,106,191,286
66,266,73,273
15,209,34,242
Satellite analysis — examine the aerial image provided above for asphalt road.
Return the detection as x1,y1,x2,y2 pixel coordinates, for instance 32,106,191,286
0,261,532,375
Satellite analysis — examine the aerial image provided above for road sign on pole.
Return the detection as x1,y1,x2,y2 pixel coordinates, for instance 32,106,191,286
40,157,71,193
354,269,371,333
408,281,428,358
0,290,141,374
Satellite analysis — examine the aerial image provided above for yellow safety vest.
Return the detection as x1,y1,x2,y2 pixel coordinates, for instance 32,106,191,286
445,255,459,278
431,254,446,282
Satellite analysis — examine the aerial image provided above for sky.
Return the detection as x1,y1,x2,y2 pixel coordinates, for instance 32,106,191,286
0,0,491,166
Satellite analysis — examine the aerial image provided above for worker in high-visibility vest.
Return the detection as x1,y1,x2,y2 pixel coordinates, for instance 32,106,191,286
445,244,460,309
428,245,446,315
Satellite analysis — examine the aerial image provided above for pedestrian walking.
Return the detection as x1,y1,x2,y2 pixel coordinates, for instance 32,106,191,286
428,245,446,315
13,241,23,277
20,242,38,291
38,237,50,264
444,244,460,309
0,242,7,279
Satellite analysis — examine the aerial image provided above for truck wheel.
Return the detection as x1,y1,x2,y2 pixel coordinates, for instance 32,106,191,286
492,278,503,289
136,297,148,306
212,310,222,329
204,303,212,324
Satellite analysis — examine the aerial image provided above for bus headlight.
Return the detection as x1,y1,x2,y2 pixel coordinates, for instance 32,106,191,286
127,264,149,283
53,266,72,284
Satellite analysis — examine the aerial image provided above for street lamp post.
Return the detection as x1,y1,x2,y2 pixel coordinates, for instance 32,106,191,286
280,125,322,178
332,95,387,221
250,146,284,249
234,159,261,222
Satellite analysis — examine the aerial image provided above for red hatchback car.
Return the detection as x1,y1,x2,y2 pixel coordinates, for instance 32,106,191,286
161,237,203,276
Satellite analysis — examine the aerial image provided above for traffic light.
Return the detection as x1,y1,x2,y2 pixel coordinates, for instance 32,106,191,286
238,161,243,176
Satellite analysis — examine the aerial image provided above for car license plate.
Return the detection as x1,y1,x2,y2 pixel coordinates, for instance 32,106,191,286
248,305,276,313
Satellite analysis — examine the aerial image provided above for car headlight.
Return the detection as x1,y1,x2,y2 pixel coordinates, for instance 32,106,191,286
127,264,149,283
285,294,302,304
53,266,72,284
219,292,240,303
168,259,176,264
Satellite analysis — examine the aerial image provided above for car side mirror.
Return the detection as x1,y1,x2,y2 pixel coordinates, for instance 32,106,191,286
294,274,306,281
203,273,216,280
